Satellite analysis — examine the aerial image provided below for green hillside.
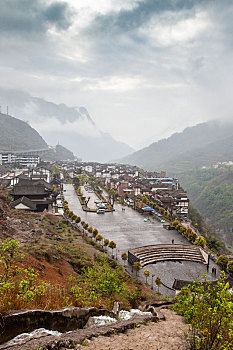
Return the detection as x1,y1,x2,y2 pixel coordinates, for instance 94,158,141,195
180,167,233,248
42,144,75,161
160,134,233,174
0,113,75,161
0,113,48,151
121,120,233,171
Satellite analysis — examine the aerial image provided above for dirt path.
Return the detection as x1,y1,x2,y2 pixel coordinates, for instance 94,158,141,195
77,309,189,350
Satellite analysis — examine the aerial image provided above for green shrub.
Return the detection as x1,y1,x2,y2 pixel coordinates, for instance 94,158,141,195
173,273,233,350
227,261,233,274
216,255,229,270
194,236,206,248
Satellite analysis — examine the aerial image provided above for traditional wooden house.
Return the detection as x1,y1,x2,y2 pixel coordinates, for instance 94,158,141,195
11,178,54,211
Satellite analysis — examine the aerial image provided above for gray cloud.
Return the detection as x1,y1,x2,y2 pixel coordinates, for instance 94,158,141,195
1,0,233,149
85,0,207,36
0,0,73,36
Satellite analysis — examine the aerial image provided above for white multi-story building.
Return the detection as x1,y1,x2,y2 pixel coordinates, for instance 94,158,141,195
84,165,93,173
0,152,40,168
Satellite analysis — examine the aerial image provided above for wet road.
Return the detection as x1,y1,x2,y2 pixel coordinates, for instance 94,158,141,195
64,184,220,296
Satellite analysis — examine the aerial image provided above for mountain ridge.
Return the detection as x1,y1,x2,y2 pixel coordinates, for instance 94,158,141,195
0,87,134,162
0,112,47,151
0,112,75,161
120,120,233,172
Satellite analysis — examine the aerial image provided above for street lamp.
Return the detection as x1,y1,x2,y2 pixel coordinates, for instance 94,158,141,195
151,274,155,290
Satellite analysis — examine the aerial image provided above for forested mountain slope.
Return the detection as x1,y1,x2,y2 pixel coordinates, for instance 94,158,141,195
179,167,233,247
0,113,75,161
160,134,233,174
0,112,47,151
121,120,233,171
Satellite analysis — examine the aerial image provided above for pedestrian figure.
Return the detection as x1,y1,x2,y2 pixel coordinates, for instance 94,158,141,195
172,239,174,244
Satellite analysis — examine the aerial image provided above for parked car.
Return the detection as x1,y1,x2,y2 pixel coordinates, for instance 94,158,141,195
163,223,171,230
97,208,105,214
97,204,107,209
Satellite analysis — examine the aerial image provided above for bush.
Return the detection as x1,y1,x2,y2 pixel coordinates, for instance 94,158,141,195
172,220,179,227
216,255,229,270
93,229,98,237
188,230,198,243
0,239,23,282
173,274,233,350
194,236,206,248
75,217,81,224
81,256,126,299
227,261,233,274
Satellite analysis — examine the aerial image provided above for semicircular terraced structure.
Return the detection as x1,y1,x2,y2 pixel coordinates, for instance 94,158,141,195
128,244,208,267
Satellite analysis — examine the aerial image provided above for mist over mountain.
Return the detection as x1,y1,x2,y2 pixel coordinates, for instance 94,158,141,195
120,120,233,172
0,112,75,161
0,87,133,162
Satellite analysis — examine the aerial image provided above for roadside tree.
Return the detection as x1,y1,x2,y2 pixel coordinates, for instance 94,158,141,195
109,241,116,256
155,277,162,294
144,270,150,284
194,236,206,248
133,262,142,276
121,252,128,266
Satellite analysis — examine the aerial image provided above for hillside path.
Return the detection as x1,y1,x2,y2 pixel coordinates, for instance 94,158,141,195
77,309,189,350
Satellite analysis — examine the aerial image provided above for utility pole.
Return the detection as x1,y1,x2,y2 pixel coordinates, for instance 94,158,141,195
7,106,8,115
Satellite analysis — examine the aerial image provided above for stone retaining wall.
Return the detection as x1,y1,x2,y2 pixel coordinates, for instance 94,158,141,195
0,307,115,345
1,313,158,350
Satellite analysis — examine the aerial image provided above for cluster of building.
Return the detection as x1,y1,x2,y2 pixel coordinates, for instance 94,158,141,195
69,162,189,219
1,158,189,218
0,165,61,212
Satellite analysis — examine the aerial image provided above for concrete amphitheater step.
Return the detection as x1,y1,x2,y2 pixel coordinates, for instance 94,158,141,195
128,244,206,266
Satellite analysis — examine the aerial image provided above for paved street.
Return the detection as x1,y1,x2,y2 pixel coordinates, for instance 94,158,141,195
80,185,100,209
64,184,220,296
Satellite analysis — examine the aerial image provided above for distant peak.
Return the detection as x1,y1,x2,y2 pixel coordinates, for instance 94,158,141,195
78,106,95,126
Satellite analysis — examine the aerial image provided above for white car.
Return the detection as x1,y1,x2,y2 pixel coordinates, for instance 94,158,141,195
97,203,107,209
97,208,105,214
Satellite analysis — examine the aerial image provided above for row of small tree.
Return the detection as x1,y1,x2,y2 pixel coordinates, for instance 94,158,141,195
62,201,117,256
63,200,165,292
141,196,168,216
216,255,233,274
172,220,233,275
172,220,206,248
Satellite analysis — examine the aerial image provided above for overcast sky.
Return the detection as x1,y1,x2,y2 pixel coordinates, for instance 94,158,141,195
0,0,233,149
